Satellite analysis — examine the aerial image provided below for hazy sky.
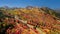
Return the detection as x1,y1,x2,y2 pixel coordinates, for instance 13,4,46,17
0,0,60,9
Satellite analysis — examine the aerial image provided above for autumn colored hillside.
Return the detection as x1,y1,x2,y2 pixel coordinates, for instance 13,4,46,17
0,6,60,34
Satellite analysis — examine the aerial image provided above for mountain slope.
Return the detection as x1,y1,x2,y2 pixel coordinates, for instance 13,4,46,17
0,7,60,34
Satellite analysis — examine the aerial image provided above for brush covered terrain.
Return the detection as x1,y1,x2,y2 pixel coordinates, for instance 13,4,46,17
0,6,60,34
